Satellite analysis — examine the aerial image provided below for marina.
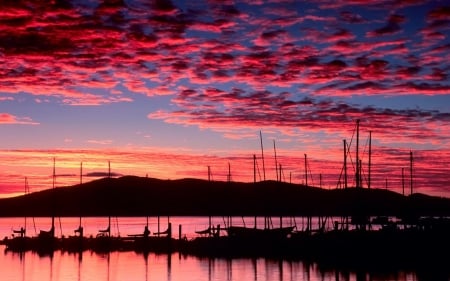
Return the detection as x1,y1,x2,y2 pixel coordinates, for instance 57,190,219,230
1,215,450,270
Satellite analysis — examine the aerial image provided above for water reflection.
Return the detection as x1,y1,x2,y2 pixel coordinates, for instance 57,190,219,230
0,246,440,281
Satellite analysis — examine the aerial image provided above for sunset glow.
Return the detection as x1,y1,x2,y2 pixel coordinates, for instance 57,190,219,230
0,1,448,198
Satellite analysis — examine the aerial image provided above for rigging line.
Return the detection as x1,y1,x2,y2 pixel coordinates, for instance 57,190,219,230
281,164,286,182
336,164,344,189
361,134,370,162
347,121,357,155
255,157,262,181
346,143,357,186
307,158,314,186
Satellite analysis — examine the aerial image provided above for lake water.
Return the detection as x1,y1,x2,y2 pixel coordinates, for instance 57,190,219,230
0,217,441,281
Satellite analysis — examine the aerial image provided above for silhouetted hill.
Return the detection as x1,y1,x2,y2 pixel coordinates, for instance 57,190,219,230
0,176,449,217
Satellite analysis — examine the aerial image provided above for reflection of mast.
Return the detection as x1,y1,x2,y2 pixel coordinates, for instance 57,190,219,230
107,253,110,281
278,260,283,281
20,247,25,281
77,252,82,281
49,254,54,281
144,252,149,281
227,259,232,281
167,252,172,281
252,258,257,281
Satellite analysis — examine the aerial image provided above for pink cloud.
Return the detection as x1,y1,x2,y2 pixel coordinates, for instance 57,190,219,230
0,113,39,125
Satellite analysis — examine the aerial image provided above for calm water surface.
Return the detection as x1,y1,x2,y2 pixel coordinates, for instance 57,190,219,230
0,217,431,281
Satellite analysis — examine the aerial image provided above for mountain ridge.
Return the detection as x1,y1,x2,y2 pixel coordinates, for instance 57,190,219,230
0,175,449,217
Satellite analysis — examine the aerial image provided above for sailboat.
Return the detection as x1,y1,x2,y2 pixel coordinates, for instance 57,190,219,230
61,162,87,252
225,132,295,240
34,158,58,255
4,177,33,252
91,161,123,252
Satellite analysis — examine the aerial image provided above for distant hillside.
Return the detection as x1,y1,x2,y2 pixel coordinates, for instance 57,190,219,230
0,176,449,217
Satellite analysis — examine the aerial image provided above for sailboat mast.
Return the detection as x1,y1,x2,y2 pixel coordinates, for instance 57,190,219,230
260,131,266,181
343,139,348,189
368,131,372,189
273,140,278,181
253,154,256,183
24,177,28,232
402,167,405,195
410,150,413,195
279,163,282,182
49,157,56,235
304,154,308,187
355,119,360,188
79,162,83,226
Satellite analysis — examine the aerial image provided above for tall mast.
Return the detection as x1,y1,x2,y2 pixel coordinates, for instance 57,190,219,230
227,162,231,182
24,177,28,233
260,131,266,181
79,162,83,226
208,166,211,182
51,158,56,233
253,154,256,183
343,139,348,189
402,167,405,195
359,159,363,188
355,119,360,188
273,140,278,181
410,150,413,195
53,157,56,189
279,163,282,182
368,131,372,189
304,154,308,187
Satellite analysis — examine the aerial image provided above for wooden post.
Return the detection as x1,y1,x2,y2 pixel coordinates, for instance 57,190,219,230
178,224,182,240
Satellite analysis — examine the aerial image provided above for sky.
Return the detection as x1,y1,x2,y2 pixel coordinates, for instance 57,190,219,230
0,0,449,198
